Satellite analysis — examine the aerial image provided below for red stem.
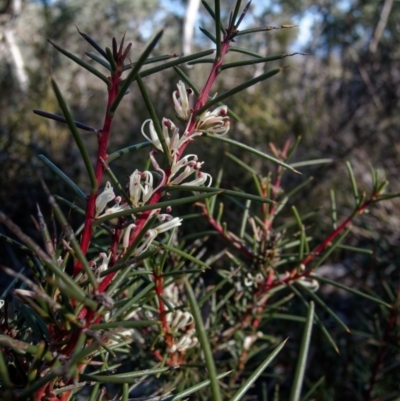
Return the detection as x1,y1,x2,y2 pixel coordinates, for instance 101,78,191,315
300,199,371,267
74,73,121,276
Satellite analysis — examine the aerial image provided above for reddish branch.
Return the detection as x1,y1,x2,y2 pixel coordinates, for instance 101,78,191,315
73,73,121,276
198,202,255,259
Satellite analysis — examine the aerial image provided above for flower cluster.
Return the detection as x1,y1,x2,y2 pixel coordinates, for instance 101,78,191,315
95,169,161,219
142,81,230,156
95,81,230,261
164,283,198,353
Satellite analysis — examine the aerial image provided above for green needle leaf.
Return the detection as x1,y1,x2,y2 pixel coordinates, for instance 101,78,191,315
298,284,351,333
0,348,11,389
51,78,97,193
231,0,243,30
290,158,333,168
155,242,210,270
90,320,159,330
107,141,151,163
346,161,359,207
235,24,299,37
48,40,110,87
171,371,232,400
196,68,283,116
199,27,217,43
230,47,264,58
230,339,287,401
167,185,274,203
86,51,112,71
311,274,392,308
222,53,305,70
214,0,222,59
289,301,315,401
38,155,86,202
33,109,99,133
80,366,172,383
203,133,299,173
139,49,215,78
77,27,108,59
185,278,222,401
122,53,180,71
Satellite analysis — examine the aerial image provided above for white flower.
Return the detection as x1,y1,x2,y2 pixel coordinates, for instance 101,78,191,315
296,277,320,292
141,171,154,203
153,217,183,234
141,117,202,156
168,328,198,353
243,332,263,351
167,310,194,330
95,181,115,217
173,80,194,121
168,154,212,187
101,197,124,216
244,272,264,288
196,105,230,135
134,217,183,256
164,283,180,305
129,170,157,208
98,252,112,273
129,169,143,207
180,171,212,187
97,252,112,283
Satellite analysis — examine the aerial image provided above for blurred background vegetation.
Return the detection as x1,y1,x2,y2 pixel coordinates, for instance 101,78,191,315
0,0,399,399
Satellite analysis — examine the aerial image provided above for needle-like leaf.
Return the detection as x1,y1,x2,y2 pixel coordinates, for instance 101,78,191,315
48,40,110,87
38,155,86,202
185,278,223,401
50,78,97,193
289,302,315,401
230,339,287,401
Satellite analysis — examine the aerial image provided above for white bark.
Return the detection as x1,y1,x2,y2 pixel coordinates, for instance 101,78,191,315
369,0,394,54
183,0,201,56
4,27,28,92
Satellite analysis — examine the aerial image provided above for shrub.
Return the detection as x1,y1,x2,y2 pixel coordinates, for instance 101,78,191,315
0,1,398,400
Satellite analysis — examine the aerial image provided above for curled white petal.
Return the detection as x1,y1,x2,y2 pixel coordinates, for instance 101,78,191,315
173,80,194,121
141,119,163,152
155,217,183,234
133,229,158,256
129,170,142,207
95,181,115,217
180,172,212,187
123,223,137,250
97,252,112,282
297,277,320,292
196,105,230,136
